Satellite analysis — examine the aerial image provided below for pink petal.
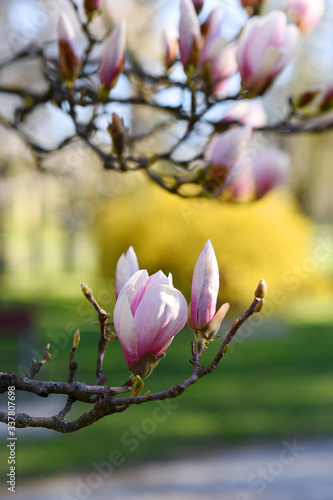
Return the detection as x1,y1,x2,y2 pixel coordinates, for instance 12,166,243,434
179,0,201,68
115,246,139,298
100,19,126,89
130,270,171,315
135,285,188,358
58,13,76,47
207,126,251,170
113,293,138,367
117,269,149,315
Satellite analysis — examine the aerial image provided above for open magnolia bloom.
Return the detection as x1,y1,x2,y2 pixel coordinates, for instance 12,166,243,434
113,269,188,378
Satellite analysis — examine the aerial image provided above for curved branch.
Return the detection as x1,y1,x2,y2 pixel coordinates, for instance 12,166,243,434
0,295,262,432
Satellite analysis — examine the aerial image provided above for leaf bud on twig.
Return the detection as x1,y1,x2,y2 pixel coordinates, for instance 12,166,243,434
73,329,80,349
254,279,267,299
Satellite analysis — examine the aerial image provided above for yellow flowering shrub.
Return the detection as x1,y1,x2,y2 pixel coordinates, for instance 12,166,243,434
95,172,317,310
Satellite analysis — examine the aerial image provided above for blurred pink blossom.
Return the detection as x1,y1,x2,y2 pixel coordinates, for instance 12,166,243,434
226,157,256,200
100,19,126,92
221,100,267,128
252,148,290,198
237,11,299,93
200,10,238,87
286,0,324,34
205,126,251,178
179,0,201,71
115,246,139,299
58,13,80,81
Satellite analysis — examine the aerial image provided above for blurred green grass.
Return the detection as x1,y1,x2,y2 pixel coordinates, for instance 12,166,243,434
1,297,333,478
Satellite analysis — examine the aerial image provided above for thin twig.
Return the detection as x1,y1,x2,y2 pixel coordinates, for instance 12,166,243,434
27,344,53,379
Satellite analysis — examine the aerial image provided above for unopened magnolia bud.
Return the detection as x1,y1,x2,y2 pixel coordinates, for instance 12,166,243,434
99,20,126,96
254,298,265,313
108,113,126,157
81,282,93,301
73,329,80,349
254,279,267,299
58,13,81,82
179,0,201,71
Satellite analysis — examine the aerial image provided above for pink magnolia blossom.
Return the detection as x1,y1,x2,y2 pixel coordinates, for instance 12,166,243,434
58,13,80,81
205,126,251,186
179,0,201,71
252,148,290,198
100,19,126,92
237,11,299,93
199,10,237,87
162,26,179,69
188,240,229,337
115,246,139,298
221,100,267,128
226,156,256,200
286,0,324,34
84,0,103,12
113,270,188,373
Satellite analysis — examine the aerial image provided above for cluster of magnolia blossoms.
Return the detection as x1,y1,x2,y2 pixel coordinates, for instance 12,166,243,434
112,241,258,380
58,7,125,95
55,0,330,201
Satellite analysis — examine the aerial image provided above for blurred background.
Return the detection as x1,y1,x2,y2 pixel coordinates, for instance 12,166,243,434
0,0,333,498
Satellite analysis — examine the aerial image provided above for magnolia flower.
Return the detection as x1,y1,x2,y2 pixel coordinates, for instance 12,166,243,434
286,0,324,34
221,100,267,128
84,0,103,12
188,240,229,339
205,126,251,188
252,148,290,198
115,246,139,298
226,156,256,200
162,26,179,69
237,11,299,93
199,10,237,87
179,0,201,71
58,13,80,81
100,19,126,93
113,270,188,377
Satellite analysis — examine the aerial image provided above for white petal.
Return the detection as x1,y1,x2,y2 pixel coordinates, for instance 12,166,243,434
113,293,137,367
135,285,188,358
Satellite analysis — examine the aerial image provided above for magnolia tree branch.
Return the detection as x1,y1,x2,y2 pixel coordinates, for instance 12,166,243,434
0,0,331,199
0,293,262,433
